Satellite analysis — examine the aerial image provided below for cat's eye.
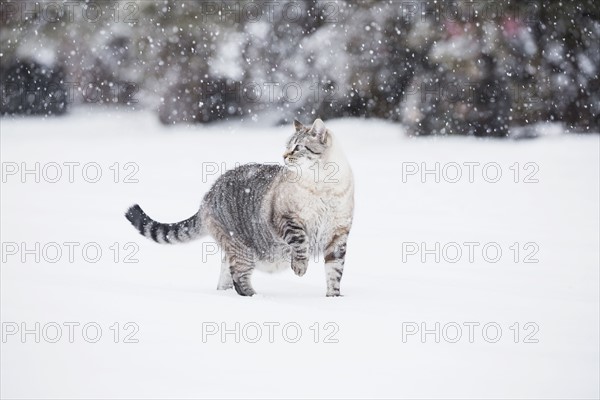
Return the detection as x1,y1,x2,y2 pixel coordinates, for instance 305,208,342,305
292,145,302,153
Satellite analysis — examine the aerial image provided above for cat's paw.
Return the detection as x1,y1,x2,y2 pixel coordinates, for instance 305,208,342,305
233,281,256,297
291,259,308,277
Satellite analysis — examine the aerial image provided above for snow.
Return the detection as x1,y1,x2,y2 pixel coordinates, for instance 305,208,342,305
210,31,245,80
1,111,599,399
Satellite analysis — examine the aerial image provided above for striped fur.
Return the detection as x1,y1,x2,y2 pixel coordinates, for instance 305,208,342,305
124,119,354,297
125,204,202,244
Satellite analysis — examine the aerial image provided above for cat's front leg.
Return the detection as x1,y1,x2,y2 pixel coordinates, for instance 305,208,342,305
324,230,349,297
281,218,309,277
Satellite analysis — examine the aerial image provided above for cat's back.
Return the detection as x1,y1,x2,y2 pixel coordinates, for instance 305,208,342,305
202,163,285,242
204,163,284,202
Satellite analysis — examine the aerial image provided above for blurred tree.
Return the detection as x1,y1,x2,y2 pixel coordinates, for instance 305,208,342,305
1,0,598,134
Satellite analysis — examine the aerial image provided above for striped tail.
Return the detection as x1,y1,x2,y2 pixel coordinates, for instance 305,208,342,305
125,204,203,244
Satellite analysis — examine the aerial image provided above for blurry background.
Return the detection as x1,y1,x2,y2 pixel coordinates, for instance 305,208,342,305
1,0,599,136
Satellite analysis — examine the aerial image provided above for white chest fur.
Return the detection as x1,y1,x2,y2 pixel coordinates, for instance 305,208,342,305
282,152,354,251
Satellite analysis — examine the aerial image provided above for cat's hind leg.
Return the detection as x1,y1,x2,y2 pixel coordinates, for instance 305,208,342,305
216,254,233,290
212,228,256,296
227,247,257,297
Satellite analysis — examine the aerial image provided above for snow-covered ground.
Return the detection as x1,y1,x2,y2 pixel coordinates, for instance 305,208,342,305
1,110,599,399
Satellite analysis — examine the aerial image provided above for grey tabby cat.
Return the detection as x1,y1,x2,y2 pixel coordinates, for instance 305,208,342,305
125,119,354,297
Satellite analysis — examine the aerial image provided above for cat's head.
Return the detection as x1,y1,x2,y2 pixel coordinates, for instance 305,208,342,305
283,119,331,166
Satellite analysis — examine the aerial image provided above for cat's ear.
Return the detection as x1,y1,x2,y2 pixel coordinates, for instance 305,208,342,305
293,119,305,132
310,118,328,144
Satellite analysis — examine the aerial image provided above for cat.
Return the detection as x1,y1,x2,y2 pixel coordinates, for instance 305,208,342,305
125,119,354,297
